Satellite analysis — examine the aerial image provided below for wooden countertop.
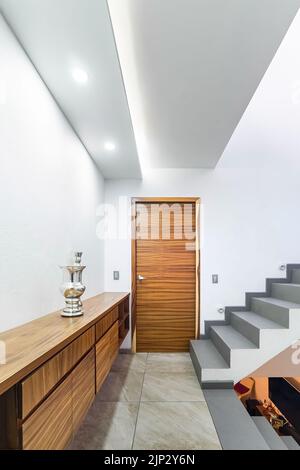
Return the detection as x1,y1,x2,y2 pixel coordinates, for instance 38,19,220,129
0,292,129,396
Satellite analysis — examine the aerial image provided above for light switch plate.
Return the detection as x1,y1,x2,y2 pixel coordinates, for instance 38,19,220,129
212,274,218,284
113,271,119,280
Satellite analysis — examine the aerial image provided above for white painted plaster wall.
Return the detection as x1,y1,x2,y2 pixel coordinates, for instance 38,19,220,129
0,15,104,332
104,11,300,347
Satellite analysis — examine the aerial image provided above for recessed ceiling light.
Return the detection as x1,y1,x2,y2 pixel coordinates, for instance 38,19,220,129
104,141,116,151
72,68,88,84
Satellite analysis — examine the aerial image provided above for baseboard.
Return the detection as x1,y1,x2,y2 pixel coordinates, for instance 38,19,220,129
119,348,132,354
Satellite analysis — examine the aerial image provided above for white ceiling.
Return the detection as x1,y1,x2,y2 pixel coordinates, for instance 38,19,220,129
108,0,300,169
1,1,299,176
0,0,141,179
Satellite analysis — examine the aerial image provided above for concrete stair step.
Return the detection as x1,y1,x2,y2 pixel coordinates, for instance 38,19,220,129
291,268,300,284
281,436,300,450
231,311,284,346
190,339,229,369
252,417,288,450
251,296,300,327
190,339,229,386
203,390,270,450
272,283,300,304
189,265,300,388
210,325,257,365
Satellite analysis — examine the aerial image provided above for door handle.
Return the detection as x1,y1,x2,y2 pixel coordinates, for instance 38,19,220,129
137,275,145,281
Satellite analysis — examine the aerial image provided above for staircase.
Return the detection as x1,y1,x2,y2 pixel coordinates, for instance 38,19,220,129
203,389,300,450
190,264,300,387
252,417,300,450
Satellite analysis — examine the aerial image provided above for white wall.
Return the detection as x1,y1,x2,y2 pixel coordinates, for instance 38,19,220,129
104,10,300,346
0,15,104,332
104,166,300,346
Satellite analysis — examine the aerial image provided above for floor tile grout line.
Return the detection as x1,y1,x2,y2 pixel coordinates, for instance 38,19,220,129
131,353,148,450
131,353,221,450
71,353,220,450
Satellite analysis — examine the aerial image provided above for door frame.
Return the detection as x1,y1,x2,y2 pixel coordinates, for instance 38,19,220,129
131,197,200,353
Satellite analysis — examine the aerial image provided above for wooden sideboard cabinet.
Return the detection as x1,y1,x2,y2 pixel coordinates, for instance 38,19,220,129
0,292,130,450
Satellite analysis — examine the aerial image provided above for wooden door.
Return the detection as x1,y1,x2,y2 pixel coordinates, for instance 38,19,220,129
134,199,199,352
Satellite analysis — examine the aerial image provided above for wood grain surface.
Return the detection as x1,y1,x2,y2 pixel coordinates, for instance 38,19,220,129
0,292,129,396
21,328,94,418
95,306,118,341
22,373,73,450
95,328,111,392
95,321,119,392
135,201,198,352
72,350,95,434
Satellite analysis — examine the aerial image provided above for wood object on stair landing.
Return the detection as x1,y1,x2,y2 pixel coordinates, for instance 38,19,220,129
0,292,130,450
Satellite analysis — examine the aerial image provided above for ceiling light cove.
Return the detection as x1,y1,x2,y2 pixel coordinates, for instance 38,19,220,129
72,67,89,84
104,141,116,152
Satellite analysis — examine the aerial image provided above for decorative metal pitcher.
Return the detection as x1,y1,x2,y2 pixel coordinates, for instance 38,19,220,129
60,252,86,317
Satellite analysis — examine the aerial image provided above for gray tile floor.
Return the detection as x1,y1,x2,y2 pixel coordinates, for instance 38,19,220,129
70,353,221,450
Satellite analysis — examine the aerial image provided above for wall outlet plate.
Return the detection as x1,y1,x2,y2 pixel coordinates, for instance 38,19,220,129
113,271,119,280
212,274,218,284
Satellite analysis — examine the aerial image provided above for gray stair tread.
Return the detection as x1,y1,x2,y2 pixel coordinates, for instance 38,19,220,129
203,390,270,450
232,311,283,329
211,325,257,349
252,417,288,450
281,436,300,450
190,339,229,369
252,296,300,309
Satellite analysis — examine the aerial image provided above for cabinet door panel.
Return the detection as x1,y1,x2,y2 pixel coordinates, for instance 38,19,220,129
22,375,72,450
72,350,95,433
95,331,110,392
21,327,94,419
109,321,119,366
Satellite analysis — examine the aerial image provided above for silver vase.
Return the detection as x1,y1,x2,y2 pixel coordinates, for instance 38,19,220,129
60,252,86,317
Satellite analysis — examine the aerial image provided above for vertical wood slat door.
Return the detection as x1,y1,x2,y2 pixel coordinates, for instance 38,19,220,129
135,201,198,352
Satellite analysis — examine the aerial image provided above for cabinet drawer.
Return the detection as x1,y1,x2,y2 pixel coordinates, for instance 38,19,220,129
96,307,118,341
72,350,95,433
60,327,95,376
22,374,72,450
21,327,94,418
